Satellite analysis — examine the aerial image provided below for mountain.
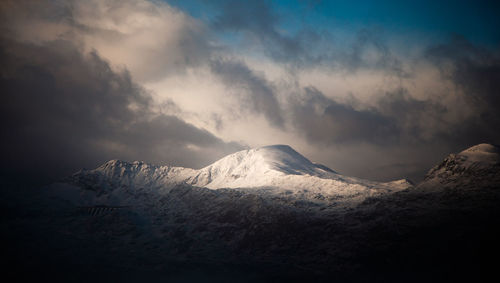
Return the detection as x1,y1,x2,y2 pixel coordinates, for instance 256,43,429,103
420,143,500,189
188,144,412,190
187,144,337,188
63,144,412,208
4,144,500,282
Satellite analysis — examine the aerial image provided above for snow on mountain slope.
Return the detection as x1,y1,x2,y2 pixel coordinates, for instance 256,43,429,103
59,145,412,208
457,143,499,166
420,143,500,189
186,145,338,188
68,160,195,192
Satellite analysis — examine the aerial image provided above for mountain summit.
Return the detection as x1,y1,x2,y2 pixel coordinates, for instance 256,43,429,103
458,143,499,165
187,145,338,189
209,144,336,176
422,143,500,189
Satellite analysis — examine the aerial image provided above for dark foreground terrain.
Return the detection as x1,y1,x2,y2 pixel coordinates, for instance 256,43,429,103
3,184,500,282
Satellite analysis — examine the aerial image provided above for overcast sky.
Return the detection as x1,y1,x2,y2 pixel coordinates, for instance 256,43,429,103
1,0,499,185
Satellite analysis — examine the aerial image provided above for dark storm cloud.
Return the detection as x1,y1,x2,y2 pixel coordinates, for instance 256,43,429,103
426,36,500,126
210,58,284,128
0,38,242,185
291,87,398,144
376,88,449,140
292,86,453,145
413,36,500,153
292,36,500,149
292,82,498,149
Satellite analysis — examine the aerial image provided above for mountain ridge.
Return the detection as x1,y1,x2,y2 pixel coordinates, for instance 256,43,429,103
65,144,413,203
69,143,500,195
6,143,500,282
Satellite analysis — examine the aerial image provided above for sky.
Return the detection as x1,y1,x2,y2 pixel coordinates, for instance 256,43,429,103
1,0,500,185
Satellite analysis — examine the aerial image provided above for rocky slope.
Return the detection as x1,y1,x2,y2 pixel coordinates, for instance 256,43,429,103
420,143,500,189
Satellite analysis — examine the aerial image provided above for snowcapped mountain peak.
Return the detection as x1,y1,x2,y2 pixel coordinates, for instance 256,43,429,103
460,143,498,153
422,143,500,187
458,143,499,164
247,144,335,175
186,144,339,188
205,144,335,176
